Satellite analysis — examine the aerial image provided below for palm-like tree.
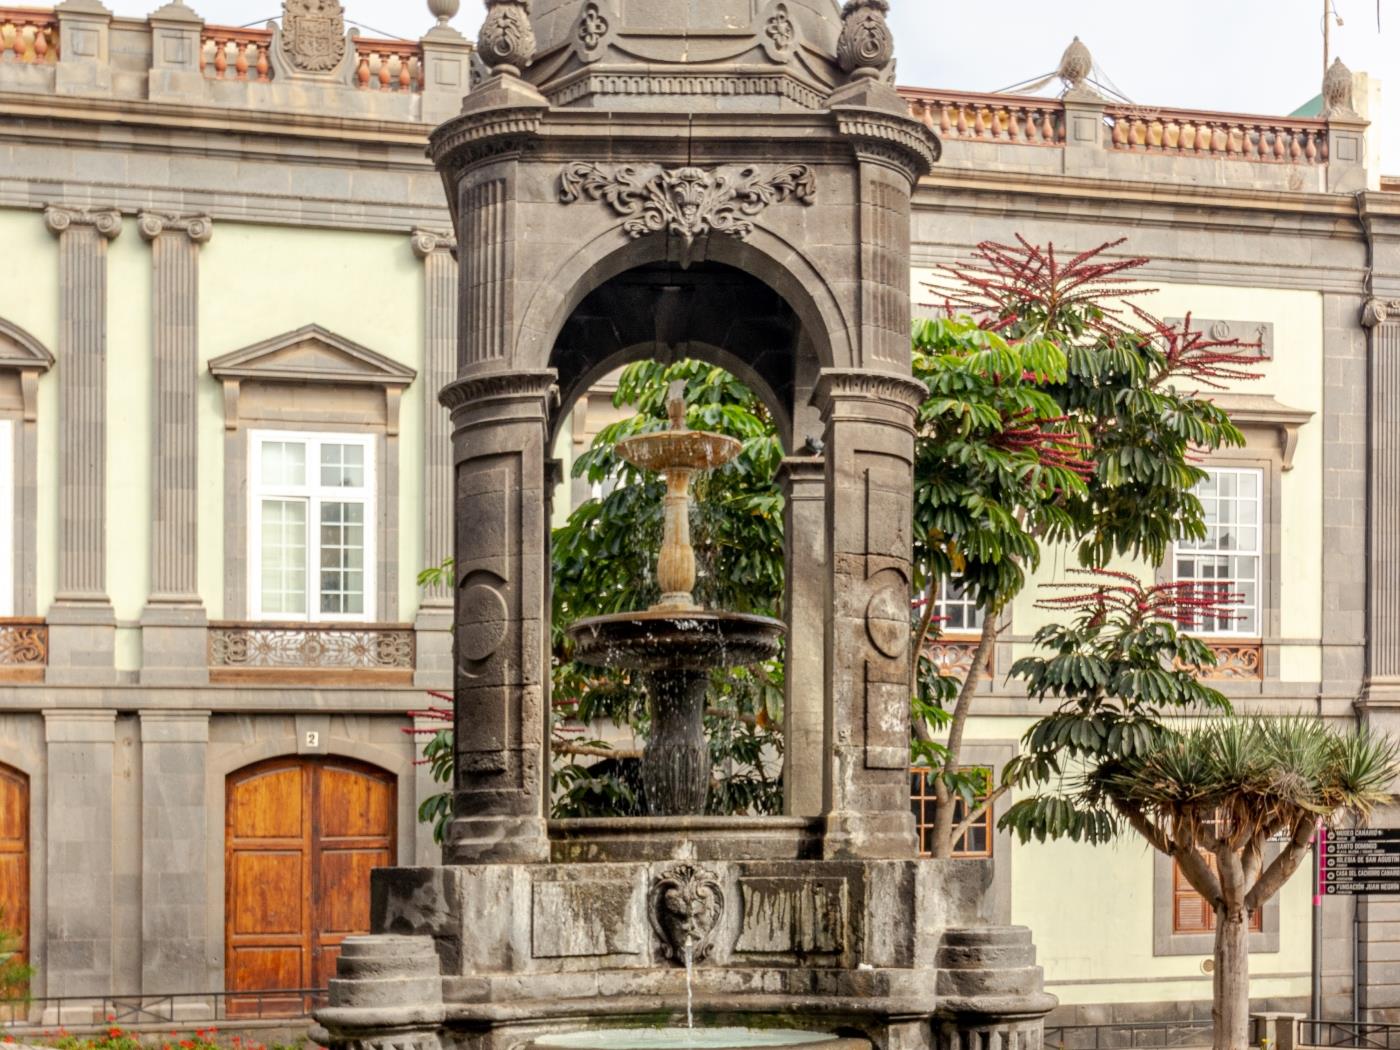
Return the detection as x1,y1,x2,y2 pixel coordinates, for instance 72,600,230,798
1095,718,1399,1050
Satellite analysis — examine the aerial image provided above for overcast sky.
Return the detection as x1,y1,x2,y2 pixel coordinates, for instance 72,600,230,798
108,0,1399,169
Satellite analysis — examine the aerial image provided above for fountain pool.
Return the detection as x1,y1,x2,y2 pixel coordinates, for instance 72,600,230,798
528,1028,855,1049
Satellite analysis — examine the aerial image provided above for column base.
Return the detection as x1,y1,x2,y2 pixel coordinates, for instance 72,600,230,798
313,935,444,1050
45,599,117,686
445,814,550,865
139,602,210,686
414,602,454,690
822,810,919,861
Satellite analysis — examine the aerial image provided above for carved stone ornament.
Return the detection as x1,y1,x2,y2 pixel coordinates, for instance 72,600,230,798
1323,57,1358,118
280,0,347,73
43,206,122,240
559,163,816,267
410,228,457,258
478,0,535,76
577,1,609,54
138,212,214,244
649,864,725,964
1364,299,1400,329
763,2,796,59
836,0,893,80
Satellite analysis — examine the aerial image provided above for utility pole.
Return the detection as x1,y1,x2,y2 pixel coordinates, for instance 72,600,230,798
1324,0,1345,84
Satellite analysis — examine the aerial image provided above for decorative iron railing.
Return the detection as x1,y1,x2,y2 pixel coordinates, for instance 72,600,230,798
903,88,1066,146
208,622,414,683
0,988,328,1029
1300,1020,1400,1050
1104,105,1329,164
0,619,47,681
1045,1020,1214,1050
0,8,59,64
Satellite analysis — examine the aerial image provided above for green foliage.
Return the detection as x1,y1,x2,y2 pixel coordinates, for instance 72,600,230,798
416,726,454,845
0,911,32,1005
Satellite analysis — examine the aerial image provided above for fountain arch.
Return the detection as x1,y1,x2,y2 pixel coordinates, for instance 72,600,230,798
313,3,1057,1049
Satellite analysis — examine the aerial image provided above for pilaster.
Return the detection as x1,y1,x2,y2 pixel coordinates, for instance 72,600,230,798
146,2,205,103
815,369,926,860
44,205,121,686
1327,117,1369,194
43,710,116,996
53,0,113,96
138,212,213,687
439,368,558,865
413,229,458,690
419,24,473,126
1364,298,1400,701
1061,92,1108,177
139,711,211,994
779,454,827,818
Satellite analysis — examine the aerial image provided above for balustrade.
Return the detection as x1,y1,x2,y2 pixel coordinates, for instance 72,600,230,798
208,621,415,685
1105,106,1328,164
0,9,58,64
902,88,1066,146
200,27,271,82
353,38,422,93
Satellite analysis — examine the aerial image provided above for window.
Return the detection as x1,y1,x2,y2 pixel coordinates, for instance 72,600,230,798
1175,467,1262,636
1172,858,1264,934
911,766,993,858
932,576,983,634
249,431,375,622
0,420,11,617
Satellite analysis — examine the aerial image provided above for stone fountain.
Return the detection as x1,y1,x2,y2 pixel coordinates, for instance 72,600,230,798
567,381,784,817
311,2,1055,1048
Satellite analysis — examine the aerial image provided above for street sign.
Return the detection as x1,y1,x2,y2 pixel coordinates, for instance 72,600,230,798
1320,828,1400,895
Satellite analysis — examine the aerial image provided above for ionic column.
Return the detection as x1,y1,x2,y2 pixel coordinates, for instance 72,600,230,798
44,205,121,686
439,368,557,865
815,369,925,860
779,454,827,817
139,213,213,686
1366,298,1400,697
412,229,458,689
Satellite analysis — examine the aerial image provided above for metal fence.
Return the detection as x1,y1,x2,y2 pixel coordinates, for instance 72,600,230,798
0,990,328,1030
1044,1021,1215,1050
1300,1021,1400,1050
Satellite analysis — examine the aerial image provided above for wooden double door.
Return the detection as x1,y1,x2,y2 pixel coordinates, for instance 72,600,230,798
225,757,396,997
0,763,27,966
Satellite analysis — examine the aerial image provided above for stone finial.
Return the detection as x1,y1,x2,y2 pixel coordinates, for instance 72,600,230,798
478,0,535,77
1324,56,1358,117
1058,36,1093,92
836,0,893,80
428,0,460,25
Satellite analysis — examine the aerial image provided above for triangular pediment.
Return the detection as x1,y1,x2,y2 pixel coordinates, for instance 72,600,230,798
208,323,416,389
0,318,55,373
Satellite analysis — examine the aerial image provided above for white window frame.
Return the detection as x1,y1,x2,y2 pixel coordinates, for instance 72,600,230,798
1174,466,1263,638
0,420,11,618
932,575,983,635
247,429,377,624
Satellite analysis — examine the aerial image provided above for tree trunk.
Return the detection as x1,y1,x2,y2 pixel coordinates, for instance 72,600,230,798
1213,905,1252,1050
928,617,999,858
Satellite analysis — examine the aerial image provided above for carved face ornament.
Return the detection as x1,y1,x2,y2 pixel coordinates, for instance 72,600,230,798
648,864,724,963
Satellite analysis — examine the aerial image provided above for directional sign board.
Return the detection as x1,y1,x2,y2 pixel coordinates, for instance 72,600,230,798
1322,829,1400,895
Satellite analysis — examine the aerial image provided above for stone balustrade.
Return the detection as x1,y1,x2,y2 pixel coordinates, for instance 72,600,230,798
903,88,1066,147
0,8,58,63
208,621,416,685
0,619,48,682
200,27,272,83
353,37,422,92
1105,105,1329,164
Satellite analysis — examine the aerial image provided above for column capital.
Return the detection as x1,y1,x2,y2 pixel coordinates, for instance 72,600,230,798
440,368,559,416
411,227,457,258
138,211,213,244
812,368,927,420
44,205,122,240
1364,298,1400,329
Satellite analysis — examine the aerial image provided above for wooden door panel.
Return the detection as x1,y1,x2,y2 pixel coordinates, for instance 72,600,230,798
229,852,306,936
0,765,28,963
227,757,395,999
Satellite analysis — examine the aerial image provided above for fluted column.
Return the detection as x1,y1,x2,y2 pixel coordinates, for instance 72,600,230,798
779,454,827,817
44,205,121,686
139,212,213,686
412,229,457,689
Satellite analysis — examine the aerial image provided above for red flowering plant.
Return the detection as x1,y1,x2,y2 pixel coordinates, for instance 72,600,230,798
912,238,1260,857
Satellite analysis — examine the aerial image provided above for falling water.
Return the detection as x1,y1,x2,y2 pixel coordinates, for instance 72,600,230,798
683,941,696,1030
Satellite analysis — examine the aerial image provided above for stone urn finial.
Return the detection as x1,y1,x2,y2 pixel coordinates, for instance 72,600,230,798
478,0,535,77
1058,36,1093,93
1324,56,1358,117
836,0,894,80
428,0,460,25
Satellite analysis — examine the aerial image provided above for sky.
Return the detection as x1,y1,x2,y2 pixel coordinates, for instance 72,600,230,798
106,0,1399,169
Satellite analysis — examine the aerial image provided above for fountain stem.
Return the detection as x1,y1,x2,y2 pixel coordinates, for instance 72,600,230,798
655,468,698,610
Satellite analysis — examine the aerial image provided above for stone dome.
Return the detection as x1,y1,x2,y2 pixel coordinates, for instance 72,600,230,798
524,0,848,111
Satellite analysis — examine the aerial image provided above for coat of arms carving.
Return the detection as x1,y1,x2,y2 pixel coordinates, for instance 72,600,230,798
280,0,347,74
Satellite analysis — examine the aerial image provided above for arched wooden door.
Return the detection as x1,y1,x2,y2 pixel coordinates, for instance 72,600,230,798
0,763,27,966
225,757,395,1000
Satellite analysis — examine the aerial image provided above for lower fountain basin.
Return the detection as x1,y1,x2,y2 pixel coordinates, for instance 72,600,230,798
530,1029,856,1049
567,610,785,672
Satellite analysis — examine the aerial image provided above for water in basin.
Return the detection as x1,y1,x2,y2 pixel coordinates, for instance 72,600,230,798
535,1029,837,1049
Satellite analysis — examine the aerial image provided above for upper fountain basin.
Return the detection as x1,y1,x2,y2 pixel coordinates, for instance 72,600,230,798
568,610,784,672
616,430,743,473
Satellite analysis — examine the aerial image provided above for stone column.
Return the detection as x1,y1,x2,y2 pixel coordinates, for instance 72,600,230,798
54,0,113,96
139,212,213,686
1364,299,1400,696
815,370,925,860
438,369,557,865
44,710,116,997
44,205,121,686
313,935,444,1050
779,454,827,817
139,711,210,994
412,229,457,690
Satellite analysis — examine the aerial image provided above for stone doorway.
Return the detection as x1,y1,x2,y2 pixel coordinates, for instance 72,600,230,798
224,757,395,1008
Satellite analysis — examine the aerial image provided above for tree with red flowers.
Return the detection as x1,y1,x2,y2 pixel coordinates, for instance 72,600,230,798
912,238,1260,858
